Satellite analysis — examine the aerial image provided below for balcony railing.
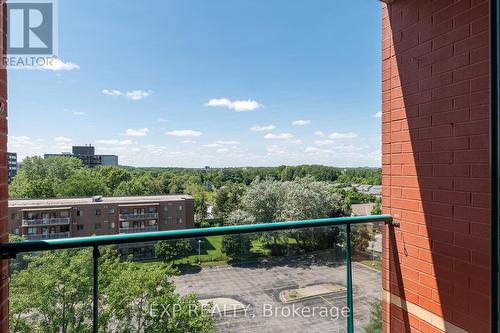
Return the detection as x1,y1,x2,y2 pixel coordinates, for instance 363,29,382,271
118,212,158,220
24,231,71,241
119,225,159,234
1,214,396,333
22,217,71,226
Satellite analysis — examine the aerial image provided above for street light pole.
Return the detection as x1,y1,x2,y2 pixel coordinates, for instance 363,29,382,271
198,239,202,264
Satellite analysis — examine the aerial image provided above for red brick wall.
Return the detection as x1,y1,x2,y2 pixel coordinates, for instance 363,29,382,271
0,0,7,331
381,1,490,332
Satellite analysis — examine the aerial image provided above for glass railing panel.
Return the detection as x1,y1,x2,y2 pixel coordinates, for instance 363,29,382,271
4,216,392,333
143,226,350,332
351,221,383,333
8,248,94,333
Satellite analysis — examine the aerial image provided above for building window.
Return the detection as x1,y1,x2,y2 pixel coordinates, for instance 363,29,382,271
95,223,102,230
108,208,115,214
96,209,101,216
109,222,115,229
28,228,37,234
163,206,168,212
60,211,69,218
10,213,15,219
14,228,19,235
121,221,130,228
178,205,183,211
77,224,84,231
161,220,168,225
121,208,130,214
177,218,183,224
77,210,82,216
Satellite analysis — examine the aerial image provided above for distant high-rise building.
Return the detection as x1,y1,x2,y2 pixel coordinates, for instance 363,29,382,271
44,144,118,168
7,152,17,183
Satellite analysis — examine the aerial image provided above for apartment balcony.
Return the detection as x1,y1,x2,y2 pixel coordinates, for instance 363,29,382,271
2,215,392,333
118,212,158,221
24,232,71,241
22,217,71,227
119,225,159,234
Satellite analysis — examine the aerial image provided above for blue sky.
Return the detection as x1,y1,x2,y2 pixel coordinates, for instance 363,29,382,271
8,0,382,168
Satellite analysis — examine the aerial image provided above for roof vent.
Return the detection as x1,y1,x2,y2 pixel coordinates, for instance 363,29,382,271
92,195,103,202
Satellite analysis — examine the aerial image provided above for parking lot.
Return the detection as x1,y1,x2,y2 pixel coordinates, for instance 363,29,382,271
172,258,381,333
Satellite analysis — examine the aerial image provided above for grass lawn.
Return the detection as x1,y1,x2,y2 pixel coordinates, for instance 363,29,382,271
138,235,301,268
357,259,382,271
135,235,376,270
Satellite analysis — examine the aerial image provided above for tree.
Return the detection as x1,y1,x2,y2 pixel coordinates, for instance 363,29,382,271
221,235,252,259
186,184,209,226
10,247,214,333
8,234,28,276
364,300,382,333
212,183,245,219
9,156,75,198
225,210,255,226
154,240,193,263
96,166,132,191
10,249,94,333
371,197,382,215
351,225,375,254
56,169,109,197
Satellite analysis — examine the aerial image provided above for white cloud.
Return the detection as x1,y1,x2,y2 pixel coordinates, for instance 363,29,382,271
314,140,334,146
250,125,275,132
264,133,301,144
205,98,261,112
264,133,294,140
315,131,358,139
203,143,223,148
72,111,86,116
216,148,229,153
10,136,35,145
124,128,149,137
329,132,358,139
42,58,80,71
54,137,72,144
102,89,152,101
96,139,135,145
305,144,367,155
374,111,382,118
266,145,289,156
292,119,311,126
157,118,168,123
182,140,196,144
216,140,240,145
165,130,203,137
126,90,153,101
305,147,322,153
102,89,122,96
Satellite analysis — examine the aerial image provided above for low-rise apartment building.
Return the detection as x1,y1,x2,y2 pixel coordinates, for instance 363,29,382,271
8,195,194,257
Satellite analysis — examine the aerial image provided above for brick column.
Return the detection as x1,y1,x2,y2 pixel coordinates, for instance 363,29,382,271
0,0,7,331
381,1,490,332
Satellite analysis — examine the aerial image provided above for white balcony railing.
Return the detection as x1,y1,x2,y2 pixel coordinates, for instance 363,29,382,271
118,213,158,221
22,217,71,226
25,232,71,240
119,226,159,234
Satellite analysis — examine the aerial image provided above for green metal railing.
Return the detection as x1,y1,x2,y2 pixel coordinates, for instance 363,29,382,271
0,214,396,333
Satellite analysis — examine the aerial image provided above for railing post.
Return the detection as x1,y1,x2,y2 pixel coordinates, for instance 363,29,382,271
345,223,354,333
93,246,100,333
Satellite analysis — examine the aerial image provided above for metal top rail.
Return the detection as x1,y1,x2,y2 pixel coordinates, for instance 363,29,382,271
0,214,394,257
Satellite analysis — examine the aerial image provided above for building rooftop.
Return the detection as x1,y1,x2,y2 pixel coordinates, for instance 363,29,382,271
350,203,374,216
9,195,192,208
